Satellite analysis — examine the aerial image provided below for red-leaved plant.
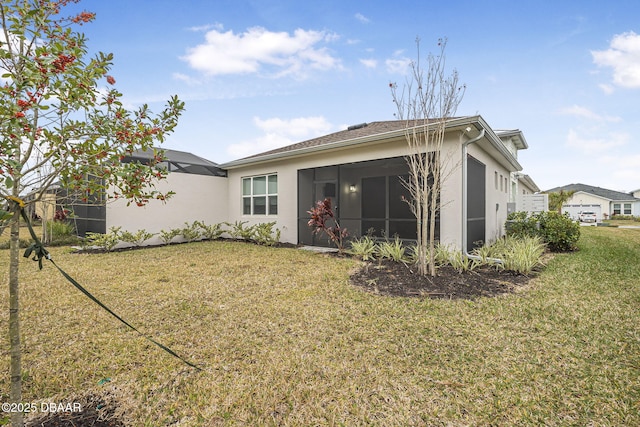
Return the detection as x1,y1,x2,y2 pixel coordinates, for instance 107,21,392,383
307,198,349,252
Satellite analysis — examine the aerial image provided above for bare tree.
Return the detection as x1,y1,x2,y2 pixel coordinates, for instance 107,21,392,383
390,38,465,276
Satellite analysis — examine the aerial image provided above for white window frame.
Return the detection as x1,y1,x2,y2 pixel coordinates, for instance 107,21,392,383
242,174,278,216
613,203,621,215
624,203,632,215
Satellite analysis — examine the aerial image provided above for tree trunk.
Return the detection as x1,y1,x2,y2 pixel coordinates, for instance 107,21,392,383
8,208,23,427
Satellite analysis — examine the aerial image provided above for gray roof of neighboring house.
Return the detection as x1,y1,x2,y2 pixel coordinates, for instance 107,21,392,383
545,183,640,202
125,148,226,177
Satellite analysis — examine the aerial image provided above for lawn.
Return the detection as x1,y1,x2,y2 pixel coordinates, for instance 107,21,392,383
0,227,639,426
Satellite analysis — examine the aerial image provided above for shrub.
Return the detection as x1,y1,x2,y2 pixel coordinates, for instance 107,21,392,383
195,221,224,240
159,228,182,244
348,236,377,261
507,211,580,252
84,226,121,251
611,214,639,222
537,211,580,252
47,220,74,238
181,221,202,242
505,211,539,239
252,222,281,246
225,220,256,241
45,220,80,246
119,229,155,246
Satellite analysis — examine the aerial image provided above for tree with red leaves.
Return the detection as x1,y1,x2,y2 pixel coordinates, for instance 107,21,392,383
0,1,184,424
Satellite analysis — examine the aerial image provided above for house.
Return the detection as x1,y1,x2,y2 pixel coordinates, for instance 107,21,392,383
101,115,538,251
545,183,640,220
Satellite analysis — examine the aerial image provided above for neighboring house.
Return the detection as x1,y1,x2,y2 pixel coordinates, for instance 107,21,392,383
545,183,640,220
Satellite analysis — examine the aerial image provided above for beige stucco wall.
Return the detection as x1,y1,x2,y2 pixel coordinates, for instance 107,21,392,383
226,131,515,249
566,192,607,207
33,193,57,222
106,172,228,241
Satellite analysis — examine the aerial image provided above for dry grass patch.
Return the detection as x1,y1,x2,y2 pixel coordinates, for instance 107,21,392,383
0,231,638,425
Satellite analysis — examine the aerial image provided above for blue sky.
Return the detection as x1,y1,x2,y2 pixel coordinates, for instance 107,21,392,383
69,0,640,192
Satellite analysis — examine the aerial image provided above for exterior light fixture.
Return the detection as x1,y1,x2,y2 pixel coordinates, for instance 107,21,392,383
349,184,357,193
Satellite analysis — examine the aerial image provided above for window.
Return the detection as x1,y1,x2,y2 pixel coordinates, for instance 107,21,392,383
624,203,632,215
500,174,504,192
242,174,277,215
613,203,621,215
494,171,498,190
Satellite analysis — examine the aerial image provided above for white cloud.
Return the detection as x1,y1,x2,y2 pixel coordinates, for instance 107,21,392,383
172,72,201,85
355,13,370,24
559,105,621,122
187,23,224,32
566,128,629,153
385,57,411,74
599,153,640,190
598,83,614,94
359,58,377,68
592,31,640,88
226,116,333,158
182,26,341,78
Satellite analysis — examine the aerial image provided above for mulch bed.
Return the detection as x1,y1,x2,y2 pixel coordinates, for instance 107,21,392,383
350,260,533,299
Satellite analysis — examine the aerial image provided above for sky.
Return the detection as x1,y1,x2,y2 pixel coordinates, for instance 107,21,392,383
63,0,640,193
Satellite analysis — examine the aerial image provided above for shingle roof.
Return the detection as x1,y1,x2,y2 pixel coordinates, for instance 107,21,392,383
545,183,640,201
221,115,525,172
237,120,411,160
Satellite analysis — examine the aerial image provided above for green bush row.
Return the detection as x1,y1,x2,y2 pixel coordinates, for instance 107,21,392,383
82,220,282,251
506,211,580,252
610,214,640,222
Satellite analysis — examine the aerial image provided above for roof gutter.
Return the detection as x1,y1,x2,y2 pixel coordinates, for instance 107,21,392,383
461,128,503,265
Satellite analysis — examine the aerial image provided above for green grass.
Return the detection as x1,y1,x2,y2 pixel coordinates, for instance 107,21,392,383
1,228,639,425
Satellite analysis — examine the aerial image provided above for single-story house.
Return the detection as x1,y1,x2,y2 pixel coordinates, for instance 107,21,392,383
104,115,539,252
546,183,640,220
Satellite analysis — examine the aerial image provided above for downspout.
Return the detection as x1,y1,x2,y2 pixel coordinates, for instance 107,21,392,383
461,129,504,264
